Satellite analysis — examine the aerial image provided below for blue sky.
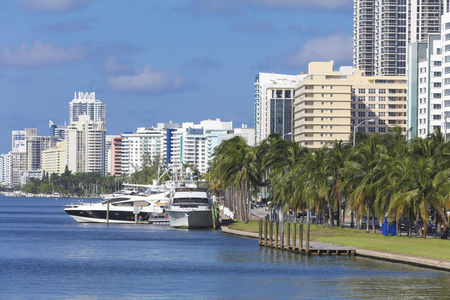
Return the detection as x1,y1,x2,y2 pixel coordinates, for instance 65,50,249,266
0,0,353,154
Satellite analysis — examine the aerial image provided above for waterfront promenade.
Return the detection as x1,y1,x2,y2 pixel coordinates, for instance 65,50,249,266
221,210,450,272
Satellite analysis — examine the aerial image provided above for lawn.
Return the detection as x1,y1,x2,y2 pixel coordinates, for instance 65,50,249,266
228,220,450,261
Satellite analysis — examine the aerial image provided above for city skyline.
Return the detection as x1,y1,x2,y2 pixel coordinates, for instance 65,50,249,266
0,0,353,154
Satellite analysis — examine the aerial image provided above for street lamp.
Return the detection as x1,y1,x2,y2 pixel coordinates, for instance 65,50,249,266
353,119,374,147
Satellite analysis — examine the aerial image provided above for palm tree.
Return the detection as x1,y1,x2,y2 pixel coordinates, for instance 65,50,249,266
210,136,260,222
342,133,386,233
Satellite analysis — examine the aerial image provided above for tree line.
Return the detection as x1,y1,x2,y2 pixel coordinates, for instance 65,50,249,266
209,127,450,239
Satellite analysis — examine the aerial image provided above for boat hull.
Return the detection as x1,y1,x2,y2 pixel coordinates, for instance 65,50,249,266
63,208,152,223
167,209,213,228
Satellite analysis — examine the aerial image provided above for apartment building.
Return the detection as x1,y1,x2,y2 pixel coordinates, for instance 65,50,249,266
66,115,106,175
69,91,106,124
294,61,407,148
353,0,447,76
41,141,67,175
254,73,306,144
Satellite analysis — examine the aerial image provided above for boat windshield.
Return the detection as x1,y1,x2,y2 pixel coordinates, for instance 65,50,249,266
172,198,209,205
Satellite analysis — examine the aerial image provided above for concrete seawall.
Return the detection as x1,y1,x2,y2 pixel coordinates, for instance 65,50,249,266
221,226,450,272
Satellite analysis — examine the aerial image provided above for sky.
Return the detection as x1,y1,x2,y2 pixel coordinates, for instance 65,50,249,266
0,0,353,154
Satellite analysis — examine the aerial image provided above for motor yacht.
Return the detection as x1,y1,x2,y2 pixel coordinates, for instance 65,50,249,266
63,187,170,224
166,180,213,229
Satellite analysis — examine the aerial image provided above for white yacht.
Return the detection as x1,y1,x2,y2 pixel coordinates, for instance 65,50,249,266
166,180,213,229
63,187,170,224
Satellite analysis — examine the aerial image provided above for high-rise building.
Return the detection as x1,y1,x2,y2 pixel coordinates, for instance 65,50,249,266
353,0,447,76
49,120,67,140
69,92,106,124
66,115,106,175
41,141,67,175
254,73,306,144
407,10,450,139
293,61,407,148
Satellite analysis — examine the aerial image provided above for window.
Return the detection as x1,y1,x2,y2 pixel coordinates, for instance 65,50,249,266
434,72,442,77
379,89,386,94
434,104,442,109
358,104,366,109
369,89,376,94
434,115,442,120
358,96,365,102
368,104,376,109
379,104,386,109
379,97,386,102
368,112,376,117
369,96,376,102
358,89,366,94
434,93,442,98
358,112,365,117
379,127,386,133
434,61,442,66
379,120,385,125
368,127,375,132
434,82,442,88
378,112,386,117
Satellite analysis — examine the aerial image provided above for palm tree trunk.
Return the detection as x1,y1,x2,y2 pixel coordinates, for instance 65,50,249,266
366,207,370,233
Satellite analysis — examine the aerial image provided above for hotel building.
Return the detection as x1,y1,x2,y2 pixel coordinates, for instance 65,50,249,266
294,61,407,148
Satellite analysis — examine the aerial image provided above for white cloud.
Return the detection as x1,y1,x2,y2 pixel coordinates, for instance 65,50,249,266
102,57,134,75
0,41,85,67
106,65,191,95
249,0,351,11
17,0,92,12
187,0,351,13
283,33,352,68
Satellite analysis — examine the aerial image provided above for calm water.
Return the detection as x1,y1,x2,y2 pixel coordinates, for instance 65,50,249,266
0,197,449,299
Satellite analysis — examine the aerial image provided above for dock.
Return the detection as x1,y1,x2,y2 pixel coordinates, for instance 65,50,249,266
222,220,355,257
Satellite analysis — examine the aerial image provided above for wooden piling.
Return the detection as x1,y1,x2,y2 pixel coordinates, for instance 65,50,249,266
292,222,297,252
287,221,290,251
269,221,273,247
275,221,279,249
264,220,268,246
299,223,303,251
106,202,109,224
258,220,262,246
305,221,310,256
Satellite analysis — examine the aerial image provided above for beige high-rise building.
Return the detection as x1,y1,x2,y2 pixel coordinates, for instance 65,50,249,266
41,141,67,175
66,115,106,175
293,61,406,148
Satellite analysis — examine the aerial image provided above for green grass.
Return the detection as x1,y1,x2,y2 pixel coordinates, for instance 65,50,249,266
228,221,450,261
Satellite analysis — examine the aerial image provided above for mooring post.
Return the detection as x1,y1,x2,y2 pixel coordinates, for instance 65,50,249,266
293,222,297,252
275,221,279,249
106,202,110,225
299,223,304,251
264,219,268,246
258,220,262,246
306,220,311,256
287,221,290,251
269,221,273,247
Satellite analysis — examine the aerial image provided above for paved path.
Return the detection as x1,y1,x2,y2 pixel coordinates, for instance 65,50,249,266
221,225,450,272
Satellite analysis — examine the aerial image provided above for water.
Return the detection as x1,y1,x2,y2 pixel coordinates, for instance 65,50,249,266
1,197,449,299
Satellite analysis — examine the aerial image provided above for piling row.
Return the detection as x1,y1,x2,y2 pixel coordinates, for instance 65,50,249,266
258,220,356,256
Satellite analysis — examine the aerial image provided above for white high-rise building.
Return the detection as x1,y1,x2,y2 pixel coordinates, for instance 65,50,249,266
354,0,448,76
408,9,450,139
254,73,306,144
69,92,106,124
